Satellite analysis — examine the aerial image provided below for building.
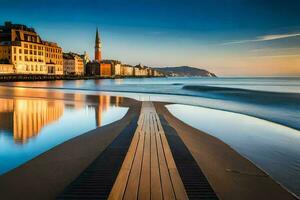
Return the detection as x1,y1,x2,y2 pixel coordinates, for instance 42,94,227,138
0,21,63,75
44,41,63,75
80,51,90,74
121,64,134,76
101,60,122,76
63,52,84,75
100,63,112,76
113,63,122,76
95,28,102,62
85,61,100,76
134,64,149,76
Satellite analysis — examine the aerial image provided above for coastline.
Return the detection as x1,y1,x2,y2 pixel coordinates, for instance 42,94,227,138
0,97,297,199
0,74,165,82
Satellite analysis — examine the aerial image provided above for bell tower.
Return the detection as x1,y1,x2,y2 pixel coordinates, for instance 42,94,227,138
95,28,101,62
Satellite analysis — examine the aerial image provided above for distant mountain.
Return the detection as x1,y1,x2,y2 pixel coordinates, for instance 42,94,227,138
154,66,217,77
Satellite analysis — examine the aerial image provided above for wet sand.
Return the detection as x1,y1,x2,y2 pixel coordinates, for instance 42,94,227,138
0,97,297,199
155,102,297,200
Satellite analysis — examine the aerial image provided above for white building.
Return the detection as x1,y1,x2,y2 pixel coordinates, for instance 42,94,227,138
63,52,84,75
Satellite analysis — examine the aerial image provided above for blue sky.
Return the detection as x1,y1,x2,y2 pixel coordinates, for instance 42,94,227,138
1,0,300,76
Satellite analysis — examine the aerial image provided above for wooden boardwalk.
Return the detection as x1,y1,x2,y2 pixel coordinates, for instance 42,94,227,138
108,102,188,200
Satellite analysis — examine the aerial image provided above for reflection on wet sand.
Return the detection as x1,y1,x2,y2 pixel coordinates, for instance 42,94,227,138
0,96,123,144
0,99,64,144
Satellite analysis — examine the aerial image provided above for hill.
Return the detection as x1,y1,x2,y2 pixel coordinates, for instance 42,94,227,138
154,66,216,77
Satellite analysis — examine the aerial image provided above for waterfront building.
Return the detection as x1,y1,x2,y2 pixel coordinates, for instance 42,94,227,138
101,60,122,76
86,61,100,76
134,64,149,76
63,52,84,75
113,63,122,76
121,64,134,76
80,51,90,74
0,21,63,75
100,63,111,77
44,41,63,75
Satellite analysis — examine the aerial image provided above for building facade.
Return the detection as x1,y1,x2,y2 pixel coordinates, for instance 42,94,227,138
0,21,63,75
100,63,112,77
86,61,100,76
44,41,63,75
121,64,134,76
63,52,84,75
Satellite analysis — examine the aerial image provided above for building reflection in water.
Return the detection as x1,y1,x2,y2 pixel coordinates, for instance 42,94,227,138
0,95,123,144
86,95,123,127
0,98,64,144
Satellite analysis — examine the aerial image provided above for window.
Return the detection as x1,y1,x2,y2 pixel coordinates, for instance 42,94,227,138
24,50,28,54
29,45,32,49
19,56,22,61
19,49,22,54
24,44,28,48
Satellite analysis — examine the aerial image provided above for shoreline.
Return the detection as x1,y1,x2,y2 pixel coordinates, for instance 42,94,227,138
0,74,165,82
0,98,297,199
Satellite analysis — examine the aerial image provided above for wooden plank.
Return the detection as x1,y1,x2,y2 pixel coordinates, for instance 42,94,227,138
155,113,189,200
150,113,163,200
138,113,151,200
108,113,145,200
123,114,146,200
153,114,176,200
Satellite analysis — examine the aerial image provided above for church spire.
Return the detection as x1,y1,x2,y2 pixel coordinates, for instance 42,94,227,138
95,28,100,45
95,28,101,62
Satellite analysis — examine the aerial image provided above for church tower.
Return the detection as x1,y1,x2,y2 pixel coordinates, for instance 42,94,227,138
95,28,102,62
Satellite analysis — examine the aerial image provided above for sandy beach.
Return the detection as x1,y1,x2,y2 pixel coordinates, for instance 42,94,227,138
0,97,297,200
155,102,297,200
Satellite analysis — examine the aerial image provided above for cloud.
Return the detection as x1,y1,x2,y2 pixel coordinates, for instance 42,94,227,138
222,33,300,45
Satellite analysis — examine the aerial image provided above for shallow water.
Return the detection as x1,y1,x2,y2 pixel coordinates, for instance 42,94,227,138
0,95,128,175
167,104,300,197
1,77,299,130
